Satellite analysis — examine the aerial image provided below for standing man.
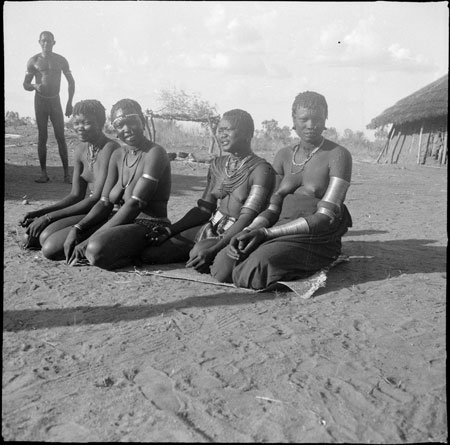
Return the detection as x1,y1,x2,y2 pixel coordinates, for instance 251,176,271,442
23,31,75,183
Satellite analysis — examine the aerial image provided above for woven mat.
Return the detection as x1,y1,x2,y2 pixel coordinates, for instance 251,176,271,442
135,254,352,300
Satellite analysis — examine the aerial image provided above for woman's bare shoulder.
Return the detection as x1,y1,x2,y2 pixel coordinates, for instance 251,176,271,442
325,139,352,157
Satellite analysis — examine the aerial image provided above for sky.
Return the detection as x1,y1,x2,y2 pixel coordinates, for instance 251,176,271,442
4,1,449,140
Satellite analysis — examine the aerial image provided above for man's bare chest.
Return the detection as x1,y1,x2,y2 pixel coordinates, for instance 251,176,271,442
35,57,63,74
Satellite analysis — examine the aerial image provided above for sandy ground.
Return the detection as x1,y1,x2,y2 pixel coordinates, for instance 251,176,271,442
3,126,447,442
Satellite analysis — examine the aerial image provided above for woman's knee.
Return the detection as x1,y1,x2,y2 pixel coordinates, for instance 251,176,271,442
41,236,64,261
210,248,235,283
39,226,54,246
85,238,110,269
232,256,269,290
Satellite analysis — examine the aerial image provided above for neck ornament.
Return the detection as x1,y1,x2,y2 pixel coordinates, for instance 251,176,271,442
121,149,143,189
86,135,106,170
291,138,325,174
225,154,252,178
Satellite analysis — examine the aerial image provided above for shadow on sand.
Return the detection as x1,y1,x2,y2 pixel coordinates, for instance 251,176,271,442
4,237,445,332
5,162,207,201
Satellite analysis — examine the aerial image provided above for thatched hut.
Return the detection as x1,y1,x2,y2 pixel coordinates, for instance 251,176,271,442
367,74,448,166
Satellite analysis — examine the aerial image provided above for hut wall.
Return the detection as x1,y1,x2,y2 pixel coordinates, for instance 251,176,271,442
378,118,447,166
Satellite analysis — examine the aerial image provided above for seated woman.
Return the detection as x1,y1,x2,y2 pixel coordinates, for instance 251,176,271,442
212,91,353,289
58,98,172,269
141,109,275,274
19,99,120,254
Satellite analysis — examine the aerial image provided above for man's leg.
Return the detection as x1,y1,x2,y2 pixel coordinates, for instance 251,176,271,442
34,95,50,182
49,98,70,183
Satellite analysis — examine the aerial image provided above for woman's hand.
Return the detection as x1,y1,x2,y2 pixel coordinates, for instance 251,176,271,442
227,229,266,260
145,226,171,246
66,239,89,266
25,216,51,239
64,227,82,263
186,243,218,273
19,212,37,228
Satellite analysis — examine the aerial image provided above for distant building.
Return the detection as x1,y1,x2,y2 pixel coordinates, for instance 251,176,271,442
367,74,448,166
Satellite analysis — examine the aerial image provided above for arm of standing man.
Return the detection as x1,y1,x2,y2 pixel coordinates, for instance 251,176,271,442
61,57,75,117
23,58,42,93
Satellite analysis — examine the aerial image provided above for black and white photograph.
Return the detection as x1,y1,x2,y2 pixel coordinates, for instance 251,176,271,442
3,1,447,442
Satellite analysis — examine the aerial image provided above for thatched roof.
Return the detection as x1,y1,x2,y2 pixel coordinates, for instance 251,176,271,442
367,74,448,129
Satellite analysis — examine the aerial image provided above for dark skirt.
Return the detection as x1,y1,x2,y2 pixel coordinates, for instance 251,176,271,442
226,205,352,289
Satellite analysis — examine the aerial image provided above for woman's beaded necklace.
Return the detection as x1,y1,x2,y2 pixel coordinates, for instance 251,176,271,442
86,135,106,170
291,137,325,174
225,153,252,178
121,149,143,189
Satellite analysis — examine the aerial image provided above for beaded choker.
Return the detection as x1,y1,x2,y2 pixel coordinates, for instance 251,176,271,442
225,154,252,178
86,135,106,170
291,138,325,174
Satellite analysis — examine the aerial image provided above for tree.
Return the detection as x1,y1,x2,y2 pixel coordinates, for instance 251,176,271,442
156,87,218,121
153,88,220,153
323,127,339,141
261,119,293,143
374,125,389,141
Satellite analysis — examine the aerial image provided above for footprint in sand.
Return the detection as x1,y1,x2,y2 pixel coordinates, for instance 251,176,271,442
45,422,99,442
134,366,185,413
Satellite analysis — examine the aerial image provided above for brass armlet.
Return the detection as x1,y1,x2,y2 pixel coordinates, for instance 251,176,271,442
142,173,159,183
241,185,269,213
322,176,350,205
264,218,310,239
131,195,148,209
316,207,337,224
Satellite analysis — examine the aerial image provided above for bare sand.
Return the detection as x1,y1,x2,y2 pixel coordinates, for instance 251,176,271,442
3,126,447,442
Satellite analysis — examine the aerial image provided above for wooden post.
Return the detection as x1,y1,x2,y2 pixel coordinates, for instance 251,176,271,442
394,133,406,164
390,129,402,164
207,116,221,156
441,129,448,165
422,131,431,165
376,125,394,163
417,122,424,164
408,132,415,154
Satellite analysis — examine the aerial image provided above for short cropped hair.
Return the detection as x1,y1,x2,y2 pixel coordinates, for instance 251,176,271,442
292,91,328,120
39,31,55,41
73,100,106,128
110,98,145,123
222,109,254,139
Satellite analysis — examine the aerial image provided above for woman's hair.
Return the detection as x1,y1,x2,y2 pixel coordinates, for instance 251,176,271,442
110,98,145,122
73,99,106,128
222,109,255,139
292,91,328,120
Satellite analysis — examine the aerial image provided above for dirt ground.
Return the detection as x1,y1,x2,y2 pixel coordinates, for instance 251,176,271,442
3,126,447,443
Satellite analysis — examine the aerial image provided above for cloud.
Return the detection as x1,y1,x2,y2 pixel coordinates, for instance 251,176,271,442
188,6,287,78
313,17,437,73
175,51,267,77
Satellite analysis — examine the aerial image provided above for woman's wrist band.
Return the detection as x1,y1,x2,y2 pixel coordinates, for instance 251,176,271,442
73,224,83,231
45,214,52,222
